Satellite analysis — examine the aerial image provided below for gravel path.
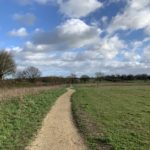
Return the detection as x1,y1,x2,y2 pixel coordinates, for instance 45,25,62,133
26,88,87,150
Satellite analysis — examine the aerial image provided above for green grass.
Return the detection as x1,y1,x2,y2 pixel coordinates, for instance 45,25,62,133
72,86,150,150
0,88,66,150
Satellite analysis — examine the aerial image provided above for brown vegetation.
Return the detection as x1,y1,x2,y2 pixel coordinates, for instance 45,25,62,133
0,85,61,101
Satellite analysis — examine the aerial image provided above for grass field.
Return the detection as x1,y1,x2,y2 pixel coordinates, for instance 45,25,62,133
0,87,65,150
72,86,150,150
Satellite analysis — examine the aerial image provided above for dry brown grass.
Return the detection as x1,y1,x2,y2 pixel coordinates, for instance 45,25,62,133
0,85,62,101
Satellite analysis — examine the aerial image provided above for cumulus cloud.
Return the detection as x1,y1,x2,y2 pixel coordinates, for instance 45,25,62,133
16,0,103,18
23,41,50,52
57,0,103,18
101,16,108,25
142,46,150,63
108,0,150,34
7,17,133,76
85,35,126,60
8,27,28,37
13,13,36,25
7,0,150,75
145,26,150,35
5,46,23,53
121,37,150,63
123,51,141,62
99,35,126,59
32,19,101,50
10,32,128,75
8,38,150,76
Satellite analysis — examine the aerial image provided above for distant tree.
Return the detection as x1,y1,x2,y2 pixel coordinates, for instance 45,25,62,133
67,73,77,84
15,70,26,81
126,74,134,80
95,72,104,82
135,74,148,81
16,66,41,82
104,75,117,82
0,51,16,80
121,74,128,81
80,75,90,83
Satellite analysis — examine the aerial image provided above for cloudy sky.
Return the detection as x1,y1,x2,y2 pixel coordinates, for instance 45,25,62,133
0,0,150,76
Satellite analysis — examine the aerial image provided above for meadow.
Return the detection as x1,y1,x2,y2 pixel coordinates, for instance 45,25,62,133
0,87,65,150
72,85,150,150
0,86,61,101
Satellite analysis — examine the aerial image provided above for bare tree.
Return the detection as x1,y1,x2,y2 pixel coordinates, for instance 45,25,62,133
16,66,41,82
67,73,77,84
0,51,16,80
15,70,26,81
95,72,104,82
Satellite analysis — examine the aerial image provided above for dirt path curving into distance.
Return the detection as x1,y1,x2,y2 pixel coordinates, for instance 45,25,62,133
26,88,87,150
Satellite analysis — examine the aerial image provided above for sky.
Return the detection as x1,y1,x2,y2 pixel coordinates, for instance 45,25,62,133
0,0,150,77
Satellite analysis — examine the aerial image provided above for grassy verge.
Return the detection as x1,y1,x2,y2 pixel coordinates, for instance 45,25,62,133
72,86,150,150
0,88,66,150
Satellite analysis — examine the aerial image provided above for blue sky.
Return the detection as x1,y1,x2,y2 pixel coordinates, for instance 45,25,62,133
0,0,150,76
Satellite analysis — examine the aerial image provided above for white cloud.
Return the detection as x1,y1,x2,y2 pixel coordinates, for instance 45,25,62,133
145,26,150,35
57,0,103,18
9,27,28,37
16,0,103,18
13,13,36,25
123,51,141,62
9,37,150,76
101,36,126,59
5,46,23,53
108,0,150,34
6,0,150,76
32,19,100,50
143,46,150,63
121,38,150,63
129,0,150,9
131,38,150,49
8,30,129,76
101,16,108,25
8,19,131,76
24,52,48,60
24,41,49,51
89,35,126,60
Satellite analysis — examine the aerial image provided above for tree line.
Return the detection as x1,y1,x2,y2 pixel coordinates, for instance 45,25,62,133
1,51,150,86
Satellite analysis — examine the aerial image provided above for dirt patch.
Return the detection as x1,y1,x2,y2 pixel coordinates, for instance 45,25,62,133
26,88,87,150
